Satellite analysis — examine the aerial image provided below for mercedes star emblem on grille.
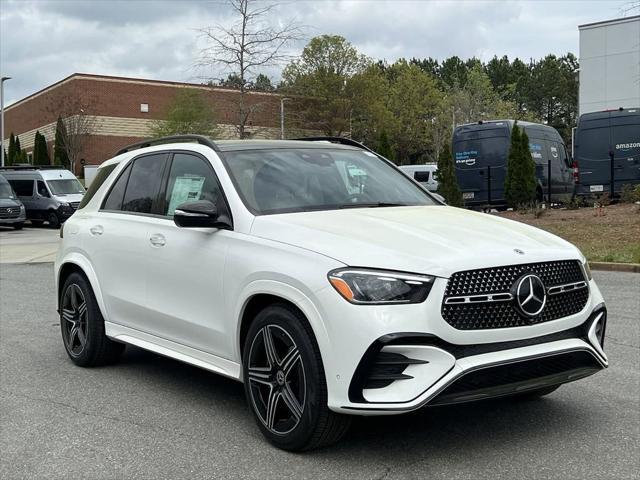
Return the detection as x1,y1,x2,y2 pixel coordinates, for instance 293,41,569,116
514,248,525,255
514,274,546,317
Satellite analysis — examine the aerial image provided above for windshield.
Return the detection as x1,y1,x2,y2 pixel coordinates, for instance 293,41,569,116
222,148,437,214
47,179,85,195
0,182,16,199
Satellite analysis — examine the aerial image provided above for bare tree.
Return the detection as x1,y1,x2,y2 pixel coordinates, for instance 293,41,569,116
197,0,303,138
47,96,96,174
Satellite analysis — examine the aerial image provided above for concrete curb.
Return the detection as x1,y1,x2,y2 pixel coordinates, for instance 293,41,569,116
590,262,640,273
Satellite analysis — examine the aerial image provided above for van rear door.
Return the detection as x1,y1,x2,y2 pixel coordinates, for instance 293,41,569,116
611,110,640,190
452,123,510,206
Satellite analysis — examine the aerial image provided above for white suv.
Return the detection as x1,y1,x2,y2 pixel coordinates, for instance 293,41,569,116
55,136,608,450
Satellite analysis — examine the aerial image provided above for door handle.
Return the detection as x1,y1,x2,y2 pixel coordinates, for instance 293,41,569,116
89,225,104,236
149,233,166,247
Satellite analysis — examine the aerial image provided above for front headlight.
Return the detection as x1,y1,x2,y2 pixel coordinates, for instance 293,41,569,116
328,268,435,304
59,202,70,207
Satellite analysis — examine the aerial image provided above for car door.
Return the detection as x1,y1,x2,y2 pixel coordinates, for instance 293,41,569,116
8,179,36,218
141,151,234,358
86,152,169,328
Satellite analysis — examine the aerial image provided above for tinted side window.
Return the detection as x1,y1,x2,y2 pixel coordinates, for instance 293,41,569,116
121,154,166,214
163,153,223,216
37,180,50,197
414,171,430,182
102,163,132,211
8,179,34,197
79,164,117,209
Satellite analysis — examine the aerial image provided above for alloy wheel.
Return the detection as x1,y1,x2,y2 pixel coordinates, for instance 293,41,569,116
61,284,88,357
247,324,306,435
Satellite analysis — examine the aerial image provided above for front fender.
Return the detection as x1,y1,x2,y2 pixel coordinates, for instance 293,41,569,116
232,279,331,381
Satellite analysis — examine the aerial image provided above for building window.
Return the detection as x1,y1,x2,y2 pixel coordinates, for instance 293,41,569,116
140,103,149,113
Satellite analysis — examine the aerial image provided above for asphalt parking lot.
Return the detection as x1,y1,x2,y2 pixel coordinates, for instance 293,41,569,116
0,263,638,480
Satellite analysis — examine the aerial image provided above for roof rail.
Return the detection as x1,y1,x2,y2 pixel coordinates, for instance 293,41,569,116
294,136,379,155
115,135,221,156
0,165,67,171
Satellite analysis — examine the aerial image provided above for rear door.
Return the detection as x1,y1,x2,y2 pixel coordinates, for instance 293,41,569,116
575,115,612,194
8,179,37,218
453,124,510,206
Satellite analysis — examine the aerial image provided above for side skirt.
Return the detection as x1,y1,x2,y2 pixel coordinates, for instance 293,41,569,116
105,321,242,381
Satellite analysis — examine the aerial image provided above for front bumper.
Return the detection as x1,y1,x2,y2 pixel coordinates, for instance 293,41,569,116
0,211,26,225
319,276,607,415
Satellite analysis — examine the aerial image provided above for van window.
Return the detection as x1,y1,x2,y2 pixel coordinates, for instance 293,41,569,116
79,164,117,209
453,128,510,168
102,163,132,211
121,154,166,214
37,180,50,197
414,171,430,182
9,179,34,197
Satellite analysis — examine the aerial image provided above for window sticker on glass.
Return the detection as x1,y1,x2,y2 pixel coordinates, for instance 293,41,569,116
168,175,205,215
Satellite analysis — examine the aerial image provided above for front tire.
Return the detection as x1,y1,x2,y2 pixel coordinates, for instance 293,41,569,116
48,212,60,229
60,272,125,367
242,303,351,451
13,223,24,230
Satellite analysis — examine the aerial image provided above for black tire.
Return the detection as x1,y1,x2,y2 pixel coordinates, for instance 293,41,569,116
242,303,351,451
514,384,560,400
60,272,125,367
13,223,24,230
48,212,60,229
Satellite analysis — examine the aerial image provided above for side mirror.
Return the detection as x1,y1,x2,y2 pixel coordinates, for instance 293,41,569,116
173,200,232,229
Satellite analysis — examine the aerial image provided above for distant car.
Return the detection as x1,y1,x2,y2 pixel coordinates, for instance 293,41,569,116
56,135,608,451
399,164,438,191
0,166,85,228
573,107,640,197
452,120,574,208
0,174,26,229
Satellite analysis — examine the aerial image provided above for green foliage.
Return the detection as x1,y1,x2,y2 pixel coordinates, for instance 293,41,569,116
253,74,274,91
7,133,17,165
32,131,50,165
620,184,640,203
436,143,463,207
505,123,537,208
375,130,393,160
150,89,219,138
54,117,70,168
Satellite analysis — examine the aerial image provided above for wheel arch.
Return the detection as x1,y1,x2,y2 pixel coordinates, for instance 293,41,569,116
57,255,108,320
234,281,331,380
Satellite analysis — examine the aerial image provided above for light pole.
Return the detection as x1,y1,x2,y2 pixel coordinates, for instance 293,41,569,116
280,97,290,140
1,76,11,167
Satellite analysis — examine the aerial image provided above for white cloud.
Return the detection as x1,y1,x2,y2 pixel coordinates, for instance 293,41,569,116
0,0,630,105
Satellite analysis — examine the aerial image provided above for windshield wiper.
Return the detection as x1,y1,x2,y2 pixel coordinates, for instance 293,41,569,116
338,202,410,209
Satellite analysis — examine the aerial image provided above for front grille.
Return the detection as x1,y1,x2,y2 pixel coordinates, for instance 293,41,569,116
441,260,589,330
0,206,20,218
69,201,80,210
430,350,602,406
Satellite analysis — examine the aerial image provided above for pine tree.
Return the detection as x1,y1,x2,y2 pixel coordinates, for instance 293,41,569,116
33,131,51,165
54,116,70,168
14,136,24,163
7,133,17,165
376,130,394,160
436,142,463,207
505,122,536,208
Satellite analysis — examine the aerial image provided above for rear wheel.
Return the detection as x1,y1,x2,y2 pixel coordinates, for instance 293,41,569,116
242,303,351,451
60,272,125,367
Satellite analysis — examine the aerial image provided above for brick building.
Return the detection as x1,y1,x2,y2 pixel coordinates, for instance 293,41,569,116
2,73,301,175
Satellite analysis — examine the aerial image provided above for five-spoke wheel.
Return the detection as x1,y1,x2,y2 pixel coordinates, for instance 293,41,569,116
242,303,351,451
61,284,89,357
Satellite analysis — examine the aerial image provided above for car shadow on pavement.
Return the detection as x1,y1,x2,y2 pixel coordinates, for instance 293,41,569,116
113,345,593,458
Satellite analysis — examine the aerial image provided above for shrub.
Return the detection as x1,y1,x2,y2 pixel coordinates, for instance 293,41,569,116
505,122,536,208
436,143,463,207
620,184,640,204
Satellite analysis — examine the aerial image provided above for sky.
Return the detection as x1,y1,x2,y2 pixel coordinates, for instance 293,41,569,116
0,0,637,106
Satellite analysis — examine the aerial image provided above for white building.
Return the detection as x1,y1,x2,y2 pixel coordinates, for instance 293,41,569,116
578,15,640,115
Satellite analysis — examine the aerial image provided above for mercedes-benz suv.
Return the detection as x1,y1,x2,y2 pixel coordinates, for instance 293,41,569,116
55,136,608,451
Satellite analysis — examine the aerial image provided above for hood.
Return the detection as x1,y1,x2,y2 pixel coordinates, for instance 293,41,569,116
54,193,84,203
250,206,581,278
0,197,22,208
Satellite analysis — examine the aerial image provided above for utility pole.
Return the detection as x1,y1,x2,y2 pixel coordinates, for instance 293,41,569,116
1,76,11,167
